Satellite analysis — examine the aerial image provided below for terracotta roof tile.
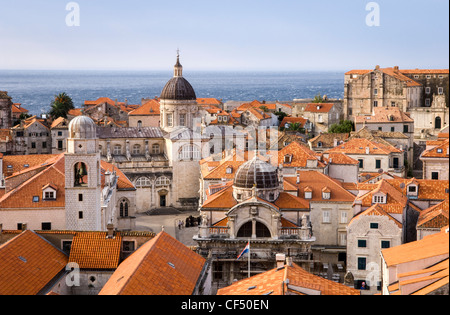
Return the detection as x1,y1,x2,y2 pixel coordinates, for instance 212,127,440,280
99,231,205,295
279,141,326,168
0,230,68,295
128,99,160,116
217,262,360,295
68,232,122,269
325,137,402,155
417,200,449,229
355,107,414,124
304,103,335,113
382,230,449,267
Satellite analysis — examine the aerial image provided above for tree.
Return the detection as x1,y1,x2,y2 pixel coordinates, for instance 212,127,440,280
274,111,288,123
328,120,355,133
49,92,74,119
312,93,325,103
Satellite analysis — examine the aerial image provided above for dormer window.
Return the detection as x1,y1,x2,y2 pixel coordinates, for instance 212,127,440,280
322,187,331,200
372,194,386,204
42,184,57,201
226,166,233,174
304,187,312,199
284,154,293,163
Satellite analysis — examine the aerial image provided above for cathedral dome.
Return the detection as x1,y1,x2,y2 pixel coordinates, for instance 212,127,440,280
68,115,97,139
234,156,279,190
160,77,197,101
160,53,197,101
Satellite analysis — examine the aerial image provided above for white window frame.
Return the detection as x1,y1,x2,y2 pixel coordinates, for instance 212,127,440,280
322,210,331,223
113,145,122,155
155,176,170,187
136,177,152,187
167,113,173,127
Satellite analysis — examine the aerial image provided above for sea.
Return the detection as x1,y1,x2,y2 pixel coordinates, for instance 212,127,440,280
0,70,344,116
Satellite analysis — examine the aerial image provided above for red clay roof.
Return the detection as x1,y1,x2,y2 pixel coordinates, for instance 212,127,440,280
68,232,123,269
304,103,335,113
217,262,360,295
99,231,206,295
128,99,160,116
0,230,68,295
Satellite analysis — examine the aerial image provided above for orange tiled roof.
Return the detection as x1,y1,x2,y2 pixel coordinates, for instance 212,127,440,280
0,155,66,209
197,98,222,105
68,108,83,116
349,203,403,228
324,137,402,155
11,103,29,114
322,153,359,165
99,231,206,295
382,230,449,267
0,230,68,295
68,232,123,269
304,103,334,113
1,154,58,175
386,178,449,201
128,99,160,116
354,179,408,213
284,171,356,205
417,200,449,229
278,141,326,168
280,116,308,129
217,262,360,295
100,160,135,190
421,139,449,158
346,68,426,87
354,107,414,124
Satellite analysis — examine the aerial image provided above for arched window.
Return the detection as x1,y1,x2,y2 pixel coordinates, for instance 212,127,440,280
74,162,88,187
133,144,141,155
237,221,271,238
135,177,152,187
178,144,200,161
137,120,142,128
119,199,129,217
113,145,122,155
155,176,170,187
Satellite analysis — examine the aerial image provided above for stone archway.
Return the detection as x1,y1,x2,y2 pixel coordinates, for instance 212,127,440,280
237,220,271,238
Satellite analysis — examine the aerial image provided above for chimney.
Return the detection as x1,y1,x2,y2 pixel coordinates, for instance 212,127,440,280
276,253,286,270
366,147,370,155
375,65,380,70
296,173,300,184
107,223,115,239
394,66,399,71
21,223,27,231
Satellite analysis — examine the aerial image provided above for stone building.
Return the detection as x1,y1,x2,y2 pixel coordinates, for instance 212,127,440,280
343,66,449,138
195,156,315,294
11,116,52,155
420,138,449,180
97,126,173,212
0,91,13,130
343,66,423,118
324,138,405,178
128,99,161,128
302,103,342,136
354,107,415,165
50,117,70,154
347,204,403,293
0,116,137,232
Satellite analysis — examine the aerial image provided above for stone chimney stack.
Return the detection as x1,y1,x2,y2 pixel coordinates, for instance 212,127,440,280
107,223,115,239
276,253,286,269
296,173,300,184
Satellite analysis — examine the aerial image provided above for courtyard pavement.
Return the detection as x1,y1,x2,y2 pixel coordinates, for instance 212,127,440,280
135,210,200,247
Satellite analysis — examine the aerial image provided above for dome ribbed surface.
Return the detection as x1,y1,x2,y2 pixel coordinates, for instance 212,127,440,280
160,77,197,101
68,115,97,139
234,157,279,189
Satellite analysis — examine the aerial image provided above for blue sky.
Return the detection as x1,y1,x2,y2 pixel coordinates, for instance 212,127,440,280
0,0,448,71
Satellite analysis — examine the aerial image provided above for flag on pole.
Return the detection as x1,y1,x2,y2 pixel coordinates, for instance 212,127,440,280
237,241,250,260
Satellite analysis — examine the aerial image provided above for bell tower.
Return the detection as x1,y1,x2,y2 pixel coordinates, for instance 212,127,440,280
65,116,103,231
